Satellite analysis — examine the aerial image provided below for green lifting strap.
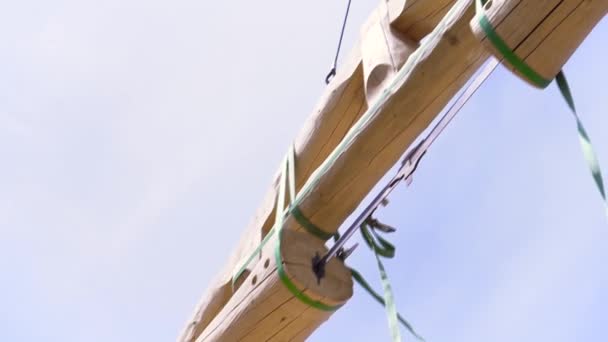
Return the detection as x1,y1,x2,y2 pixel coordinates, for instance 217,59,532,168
473,0,606,218
274,150,342,311
231,146,341,311
555,72,608,218
354,222,424,341
230,225,275,288
233,0,471,333
475,0,551,88
351,269,424,341
290,206,337,241
288,147,337,241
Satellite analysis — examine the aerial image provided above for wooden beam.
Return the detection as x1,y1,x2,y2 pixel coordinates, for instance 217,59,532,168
179,0,606,340
287,0,487,238
194,229,352,342
178,1,454,340
471,0,608,87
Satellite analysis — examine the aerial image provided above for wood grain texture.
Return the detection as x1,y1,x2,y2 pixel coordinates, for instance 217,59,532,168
389,0,458,40
177,1,444,340
363,1,419,103
471,0,608,86
194,228,352,342
288,0,488,238
180,0,608,339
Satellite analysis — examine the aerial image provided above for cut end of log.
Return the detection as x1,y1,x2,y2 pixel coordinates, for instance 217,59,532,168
281,228,353,306
192,228,353,341
470,0,608,87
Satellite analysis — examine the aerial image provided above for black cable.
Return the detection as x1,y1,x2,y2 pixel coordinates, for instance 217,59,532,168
325,0,352,84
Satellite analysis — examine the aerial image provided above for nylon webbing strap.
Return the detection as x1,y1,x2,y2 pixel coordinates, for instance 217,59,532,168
351,269,423,341
231,0,475,311
231,225,275,288
555,72,608,218
288,147,335,241
232,146,340,311
475,0,551,88
337,58,498,342
473,0,606,218
290,206,336,240
274,147,341,311
358,222,424,341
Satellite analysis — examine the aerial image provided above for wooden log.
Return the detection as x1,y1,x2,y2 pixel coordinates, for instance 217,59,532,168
362,1,418,103
177,2,451,341
194,228,352,341
388,0,457,40
288,0,489,239
470,0,608,87
180,0,604,340
185,3,490,338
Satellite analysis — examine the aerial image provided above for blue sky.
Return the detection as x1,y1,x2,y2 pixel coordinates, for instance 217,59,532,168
1,1,607,341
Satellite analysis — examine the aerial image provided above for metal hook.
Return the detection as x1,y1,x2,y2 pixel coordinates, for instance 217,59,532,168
325,67,337,84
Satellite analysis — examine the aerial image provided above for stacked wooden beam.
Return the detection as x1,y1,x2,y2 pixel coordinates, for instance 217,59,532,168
179,0,606,340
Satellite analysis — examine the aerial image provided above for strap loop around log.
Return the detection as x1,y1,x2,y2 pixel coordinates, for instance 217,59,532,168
273,146,344,311
290,206,337,241
231,145,342,311
473,0,606,217
474,0,552,88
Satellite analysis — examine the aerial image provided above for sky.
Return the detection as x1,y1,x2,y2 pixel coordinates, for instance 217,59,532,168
0,1,607,341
